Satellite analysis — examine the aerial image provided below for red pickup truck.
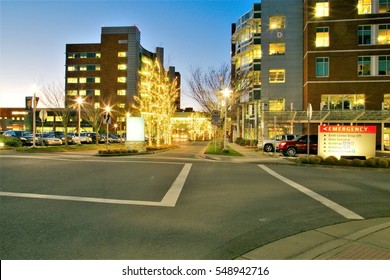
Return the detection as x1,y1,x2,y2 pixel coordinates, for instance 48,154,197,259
278,134,318,157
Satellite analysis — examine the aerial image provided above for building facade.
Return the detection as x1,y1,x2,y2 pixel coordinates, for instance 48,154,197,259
231,0,304,140
65,26,180,126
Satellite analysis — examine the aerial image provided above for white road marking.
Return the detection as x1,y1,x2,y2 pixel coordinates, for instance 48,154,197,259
0,163,192,207
258,165,364,220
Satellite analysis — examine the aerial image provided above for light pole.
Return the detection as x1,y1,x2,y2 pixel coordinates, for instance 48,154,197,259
221,88,232,152
32,93,37,148
76,96,83,144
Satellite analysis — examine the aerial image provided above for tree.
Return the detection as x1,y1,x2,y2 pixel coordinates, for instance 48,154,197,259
134,58,179,146
81,101,103,144
38,81,73,145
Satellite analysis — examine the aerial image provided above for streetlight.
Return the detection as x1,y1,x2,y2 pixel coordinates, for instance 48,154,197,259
221,88,232,151
76,96,83,144
31,85,39,148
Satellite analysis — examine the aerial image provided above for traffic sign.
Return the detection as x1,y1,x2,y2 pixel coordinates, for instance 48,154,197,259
39,109,48,121
211,110,221,125
103,113,111,124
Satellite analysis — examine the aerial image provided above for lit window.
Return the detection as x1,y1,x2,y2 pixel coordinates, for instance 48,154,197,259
95,90,100,96
67,90,77,96
321,94,365,110
67,78,77,83
118,103,126,109
118,52,127,57
79,78,86,83
316,57,329,77
316,27,329,47
79,90,86,96
358,56,372,76
378,25,390,44
379,0,390,13
253,45,262,59
118,77,126,83
117,90,126,96
315,0,329,17
269,99,285,111
269,15,286,29
269,69,285,83
269,42,285,55
384,94,390,110
118,64,127,70
358,0,371,14
358,25,371,45
67,66,78,71
378,56,390,75
94,102,100,109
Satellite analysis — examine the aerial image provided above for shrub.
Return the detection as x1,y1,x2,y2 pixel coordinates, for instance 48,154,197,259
377,158,389,168
0,136,22,147
324,156,338,165
310,155,323,165
351,158,365,167
339,158,352,166
365,157,377,168
297,155,309,164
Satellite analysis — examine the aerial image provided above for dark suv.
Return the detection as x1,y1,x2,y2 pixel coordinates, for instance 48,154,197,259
278,134,318,157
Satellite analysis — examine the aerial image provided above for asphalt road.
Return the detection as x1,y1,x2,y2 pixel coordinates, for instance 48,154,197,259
1,142,389,259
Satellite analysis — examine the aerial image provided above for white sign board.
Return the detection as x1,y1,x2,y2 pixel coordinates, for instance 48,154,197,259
126,117,145,141
211,110,221,125
318,125,376,159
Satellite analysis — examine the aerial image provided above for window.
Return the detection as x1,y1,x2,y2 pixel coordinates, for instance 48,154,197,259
269,15,286,29
358,26,372,45
118,103,126,109
378,25,390,44
379,0,390,13
269,99,285,111
85,89,100,96
316,57,329,77
118,64,127,70
269,42,285,55
79,77,86,83
253,45,262,59
269,69,285,83
118,52,127,57
117,90,126,96
67,52,100,59
315,0,329,17
79,90,86,96
358,0,372,14
95,90,100,96
94,102,100,109
316,27,329,47
118,77,126,83
67,90,77,96
67,78,77,83
384,94,390,109
358,56,372,76
67,66,77,71
321,94,365,110
378,56,390,75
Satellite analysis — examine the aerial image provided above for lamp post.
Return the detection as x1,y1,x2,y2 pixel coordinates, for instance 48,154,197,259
76,96,83,144
221,88,232,152
32,93,37,148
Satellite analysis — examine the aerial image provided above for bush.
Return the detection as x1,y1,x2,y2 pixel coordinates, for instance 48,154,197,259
365,157,377,168
378,158,389,168
310,155,323,165
324,156,338,165
235,138,245,145
339,158,352,166
297,155,309,164
0,136,22,147
351,158,365,167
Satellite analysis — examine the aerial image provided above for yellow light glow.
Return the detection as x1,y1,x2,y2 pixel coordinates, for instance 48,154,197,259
105,105,111,113
76,96,83,105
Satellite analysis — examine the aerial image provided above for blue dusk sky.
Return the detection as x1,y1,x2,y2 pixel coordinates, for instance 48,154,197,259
0,0,256,109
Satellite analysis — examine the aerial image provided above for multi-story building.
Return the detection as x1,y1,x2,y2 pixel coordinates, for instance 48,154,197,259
65,26,180,126
231,0,304,140
304,0,390,146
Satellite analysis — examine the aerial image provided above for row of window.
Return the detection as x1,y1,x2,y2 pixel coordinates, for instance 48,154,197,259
67,89,127,96
315,0,390,17
316,24,390,47
315,56,390,77
67,77,100,84
67,52,128,59
67,65,101,71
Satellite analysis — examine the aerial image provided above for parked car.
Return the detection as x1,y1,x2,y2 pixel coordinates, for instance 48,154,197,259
278,134,318,157
36,133,63,146
78,132,93,144
82,132,105,143
2,130,34,146
108,134,121,143
47,131,80,145
259,134,299,152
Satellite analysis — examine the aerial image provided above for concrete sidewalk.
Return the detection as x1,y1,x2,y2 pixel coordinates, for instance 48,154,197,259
236,217,390,260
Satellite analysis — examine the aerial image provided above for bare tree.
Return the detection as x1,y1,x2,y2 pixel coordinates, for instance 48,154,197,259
81,101,103,144
39,81,73,145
